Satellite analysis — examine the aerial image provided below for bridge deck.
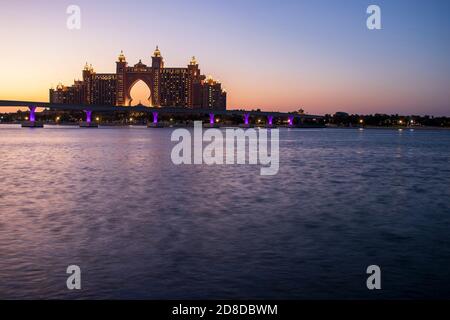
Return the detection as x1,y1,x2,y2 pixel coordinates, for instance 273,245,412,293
0,100,322,119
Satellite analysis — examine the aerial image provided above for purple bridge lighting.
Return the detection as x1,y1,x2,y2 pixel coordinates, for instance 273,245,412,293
288,116,294,126
244,113,250,125
84,110,92,123
0,99,325,129
28,106,37,122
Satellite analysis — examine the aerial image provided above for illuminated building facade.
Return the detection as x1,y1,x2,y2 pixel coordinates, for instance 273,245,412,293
50,47,227,110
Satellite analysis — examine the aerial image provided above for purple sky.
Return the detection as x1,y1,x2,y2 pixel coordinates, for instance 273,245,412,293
0,0,449,115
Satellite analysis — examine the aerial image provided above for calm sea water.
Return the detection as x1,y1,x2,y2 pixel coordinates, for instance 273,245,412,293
0,125,450,299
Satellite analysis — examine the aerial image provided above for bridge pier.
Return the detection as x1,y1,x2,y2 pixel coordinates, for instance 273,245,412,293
148,111,164,127
267,115,275,128
288,116,294,127
80,110,98,128
29,106,36,122
239,113,253,128
22,106,43,127
204,113,219,128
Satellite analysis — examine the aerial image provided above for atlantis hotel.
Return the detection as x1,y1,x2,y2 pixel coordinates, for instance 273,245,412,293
50,47,227,110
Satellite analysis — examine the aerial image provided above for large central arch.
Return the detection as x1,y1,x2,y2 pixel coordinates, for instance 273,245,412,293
128,79,152,106
124,74,153,107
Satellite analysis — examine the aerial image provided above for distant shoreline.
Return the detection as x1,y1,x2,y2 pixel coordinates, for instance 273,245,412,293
328,125,450,131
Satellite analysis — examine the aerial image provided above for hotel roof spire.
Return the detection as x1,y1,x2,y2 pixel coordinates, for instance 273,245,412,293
153,45,161,57
118,50,126,62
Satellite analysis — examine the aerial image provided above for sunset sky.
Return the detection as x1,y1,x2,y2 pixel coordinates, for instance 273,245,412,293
0,0,449,115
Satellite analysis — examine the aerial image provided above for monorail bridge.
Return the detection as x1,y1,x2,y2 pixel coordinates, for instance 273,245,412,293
0,100,323,128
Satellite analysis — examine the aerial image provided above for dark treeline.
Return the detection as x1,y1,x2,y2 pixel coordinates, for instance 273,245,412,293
324,112,450,128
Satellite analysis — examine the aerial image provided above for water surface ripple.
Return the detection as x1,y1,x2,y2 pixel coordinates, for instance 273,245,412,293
1,126,450,299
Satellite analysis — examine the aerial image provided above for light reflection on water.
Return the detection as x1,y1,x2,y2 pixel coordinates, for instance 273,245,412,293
0,126,450,299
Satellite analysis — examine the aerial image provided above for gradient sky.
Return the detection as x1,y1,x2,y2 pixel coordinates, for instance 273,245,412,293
0,0,449,115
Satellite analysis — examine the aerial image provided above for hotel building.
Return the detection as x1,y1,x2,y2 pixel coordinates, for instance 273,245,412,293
50,47,226,110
